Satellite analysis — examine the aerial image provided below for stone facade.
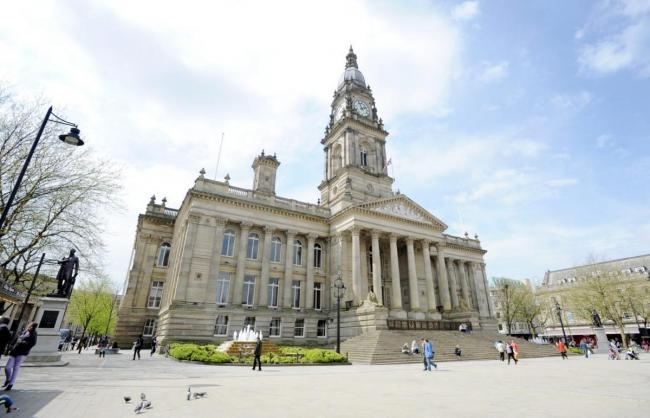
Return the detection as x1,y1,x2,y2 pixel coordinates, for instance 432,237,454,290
115,48,495,348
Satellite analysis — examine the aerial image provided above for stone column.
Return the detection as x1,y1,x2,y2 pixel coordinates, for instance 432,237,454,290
282,230,296,308
232,222,252,305
389,234,403,310
257,225,274,306
471,262,490,317
465,261,478,310
204,217,226,303
175,215,200,302
351,227,362,304
481,263,494,317
435,244,451,311
445,258,459,310
371,231,383,305
406,238,420,311
421,240,437,312
457,259,471,310
306,233,317,309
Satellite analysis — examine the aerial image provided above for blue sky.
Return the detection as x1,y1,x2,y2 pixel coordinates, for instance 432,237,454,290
1,0,649,287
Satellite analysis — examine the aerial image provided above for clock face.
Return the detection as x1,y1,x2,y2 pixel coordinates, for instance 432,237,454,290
354,100,370,117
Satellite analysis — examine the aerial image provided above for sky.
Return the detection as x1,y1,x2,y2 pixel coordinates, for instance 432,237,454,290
1,0,649,289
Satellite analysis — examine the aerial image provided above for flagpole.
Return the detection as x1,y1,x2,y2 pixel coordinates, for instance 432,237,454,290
214,132,225,179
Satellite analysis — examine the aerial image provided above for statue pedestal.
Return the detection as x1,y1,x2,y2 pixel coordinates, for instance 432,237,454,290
592,327,608,353
24,296,70,366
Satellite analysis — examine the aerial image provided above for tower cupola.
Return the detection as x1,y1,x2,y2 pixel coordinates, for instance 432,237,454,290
252,150,280,195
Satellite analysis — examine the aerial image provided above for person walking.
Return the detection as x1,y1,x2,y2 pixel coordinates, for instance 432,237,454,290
511,340,520,362
423,338,437,371
495,341,505,361
556,340,568,360
579,339,589,358
252,337,262,371
3,322,38,391
97,336,107,358
0,318,11,361
133,335,143,360
150,336,157,357
454,344,462,358
506,342,517,365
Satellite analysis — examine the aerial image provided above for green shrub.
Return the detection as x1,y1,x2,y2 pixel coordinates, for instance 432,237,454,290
169,343,345,365
169,343,233,364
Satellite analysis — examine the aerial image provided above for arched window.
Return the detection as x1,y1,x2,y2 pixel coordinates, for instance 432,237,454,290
360,148,368,167
293,239,303,266
313,243,322,268
221,230,235,257
246,233,260,259
156,243,171,267
270,237,282,263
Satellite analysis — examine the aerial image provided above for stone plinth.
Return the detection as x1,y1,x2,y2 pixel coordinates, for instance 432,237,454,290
592,327,608,353
24,296,69,366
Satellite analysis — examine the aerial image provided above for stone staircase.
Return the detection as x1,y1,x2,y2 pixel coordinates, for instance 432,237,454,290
341,330,557,365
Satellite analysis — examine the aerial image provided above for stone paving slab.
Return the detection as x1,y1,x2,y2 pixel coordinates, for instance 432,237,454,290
1,349,649,417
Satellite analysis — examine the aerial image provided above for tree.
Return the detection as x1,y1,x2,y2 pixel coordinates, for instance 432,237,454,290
517,285,546,338
66,275,117,342
0,87,121,295
492,277,526,336
622,278,650,332
565,270,632,347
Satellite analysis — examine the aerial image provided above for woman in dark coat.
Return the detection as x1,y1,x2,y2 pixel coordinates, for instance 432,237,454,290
0,317,12,359
3,322,38,391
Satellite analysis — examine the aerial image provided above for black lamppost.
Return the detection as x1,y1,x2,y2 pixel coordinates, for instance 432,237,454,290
333,271,346,354
554,298,568,345
0,107,83,236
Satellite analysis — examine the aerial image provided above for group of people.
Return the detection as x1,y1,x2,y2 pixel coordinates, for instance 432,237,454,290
401,339,462,359
494,340,520,364
400,338,438,370
458,323,472,334
132,334,157,360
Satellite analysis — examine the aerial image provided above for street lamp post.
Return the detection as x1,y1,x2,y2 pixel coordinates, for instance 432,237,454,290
333,271,346,354
554,298,568,345
0,106,83,236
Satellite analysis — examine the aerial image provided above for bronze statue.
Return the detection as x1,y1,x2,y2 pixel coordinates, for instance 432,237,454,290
55,249,79,298
592,310,603,328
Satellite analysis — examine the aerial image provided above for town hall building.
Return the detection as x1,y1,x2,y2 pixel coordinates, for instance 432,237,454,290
115,48,495,348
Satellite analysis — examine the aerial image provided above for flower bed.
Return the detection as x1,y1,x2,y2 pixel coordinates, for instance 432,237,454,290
168,343,347,365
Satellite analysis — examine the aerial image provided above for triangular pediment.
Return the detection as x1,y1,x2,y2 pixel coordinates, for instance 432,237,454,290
356,195,448,230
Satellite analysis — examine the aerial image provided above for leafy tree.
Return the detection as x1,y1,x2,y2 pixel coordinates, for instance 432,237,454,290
66,275,117,342
492,277,527,336
0,87,120,297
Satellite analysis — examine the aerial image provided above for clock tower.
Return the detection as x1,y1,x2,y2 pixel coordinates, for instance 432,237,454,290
318,47,394,213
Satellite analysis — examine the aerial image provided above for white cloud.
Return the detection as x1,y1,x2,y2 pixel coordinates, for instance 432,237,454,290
596,133,615,148
550,90,593,110
452,1,480,21
477,61,509,83
578,1,650,77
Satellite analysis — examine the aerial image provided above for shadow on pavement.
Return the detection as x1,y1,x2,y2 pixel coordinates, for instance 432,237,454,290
2,389,61,417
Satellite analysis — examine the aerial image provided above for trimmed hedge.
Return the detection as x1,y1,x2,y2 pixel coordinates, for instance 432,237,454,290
168,343,346,365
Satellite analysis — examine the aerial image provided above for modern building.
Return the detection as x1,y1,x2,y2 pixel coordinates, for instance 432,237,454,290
536,254,650,342
115,48,496,348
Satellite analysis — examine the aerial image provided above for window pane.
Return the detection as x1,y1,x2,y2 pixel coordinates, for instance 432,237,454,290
270,318,281,336
243,275,256,305
292,280,301,308
317,320,327,337
293,240,302,265
314,244,322,268
217,272,231,304
271,238,281,262
268,278,279,307
247,233,259,259
222,231,235,256
294,319,304,337
214,315,228,335
313,282,321,310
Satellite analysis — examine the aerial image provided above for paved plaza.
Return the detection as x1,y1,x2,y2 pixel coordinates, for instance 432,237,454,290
2,350,649,417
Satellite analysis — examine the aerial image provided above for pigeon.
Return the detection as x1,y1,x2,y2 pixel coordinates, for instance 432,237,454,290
124,396,132,404
187,386,191,401
193,392,207,399
134,400,152,414
140,393,147,401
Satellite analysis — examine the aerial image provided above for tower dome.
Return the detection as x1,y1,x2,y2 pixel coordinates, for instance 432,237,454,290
337,46,366,89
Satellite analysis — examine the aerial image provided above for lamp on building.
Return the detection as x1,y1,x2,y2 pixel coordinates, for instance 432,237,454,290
0,107,83,235
553,298,569,345
333,271,346,354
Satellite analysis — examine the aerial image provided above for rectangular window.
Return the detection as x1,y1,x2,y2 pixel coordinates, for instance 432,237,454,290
270,238,281,263
147,281,164,308
294,319,305,337
246,234,259,259
292,280,301,309
242,275,256,306
244,316,256,329
221,230,235,257
143,318,156,337
269,318,281,337
317,319,327,337
214,315,228,336
268,278,279,307
216,272,231,304
313,282,322,310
